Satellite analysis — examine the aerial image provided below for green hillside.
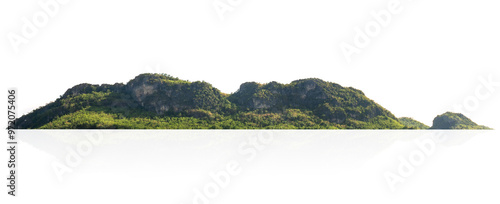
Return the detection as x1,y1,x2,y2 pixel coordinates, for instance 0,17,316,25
13,74,490,129
430,112,491,129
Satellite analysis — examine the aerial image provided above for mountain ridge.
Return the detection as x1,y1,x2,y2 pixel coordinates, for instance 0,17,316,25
14,74,491,129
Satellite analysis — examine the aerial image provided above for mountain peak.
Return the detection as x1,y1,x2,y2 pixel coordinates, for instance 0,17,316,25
13,74,491,129
430,112,491,129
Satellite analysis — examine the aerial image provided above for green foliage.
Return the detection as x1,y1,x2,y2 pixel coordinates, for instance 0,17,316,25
227,78,397,122
430,112,492,129
60,91,111,111
398,117,430,129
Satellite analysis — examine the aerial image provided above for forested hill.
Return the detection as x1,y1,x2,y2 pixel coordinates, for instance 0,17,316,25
430,112,491,129
13,74,489,129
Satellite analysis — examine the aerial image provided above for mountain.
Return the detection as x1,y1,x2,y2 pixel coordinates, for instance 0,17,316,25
13,74,489,129
430,112,491,129
398,117,430,129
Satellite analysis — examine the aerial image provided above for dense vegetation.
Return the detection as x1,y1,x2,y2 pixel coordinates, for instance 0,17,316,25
430,112,491,129
14,74,490,129
398,117,430,129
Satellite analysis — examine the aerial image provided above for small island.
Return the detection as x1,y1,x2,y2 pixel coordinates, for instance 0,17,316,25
14,74,491,129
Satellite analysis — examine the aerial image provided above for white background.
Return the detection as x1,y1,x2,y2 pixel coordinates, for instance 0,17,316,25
1,0,499,128
1,130,500,204
1,0,500,203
